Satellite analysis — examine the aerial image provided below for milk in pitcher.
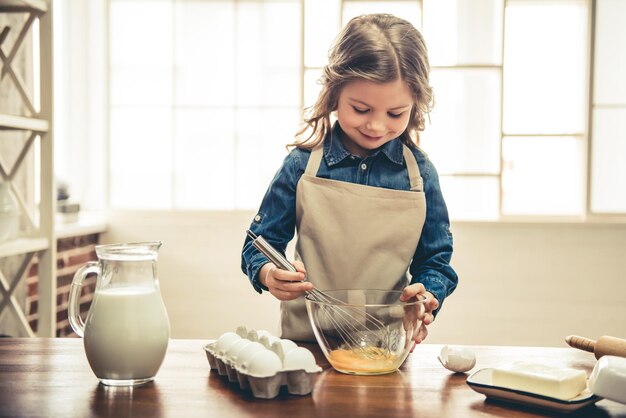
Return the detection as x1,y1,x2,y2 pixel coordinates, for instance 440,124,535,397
84,286,170,383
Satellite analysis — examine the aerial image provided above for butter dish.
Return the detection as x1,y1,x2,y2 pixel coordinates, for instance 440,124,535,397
467,368,601,413
589,355,626,405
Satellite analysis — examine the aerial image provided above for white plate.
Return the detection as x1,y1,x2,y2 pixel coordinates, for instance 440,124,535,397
466,368,602,413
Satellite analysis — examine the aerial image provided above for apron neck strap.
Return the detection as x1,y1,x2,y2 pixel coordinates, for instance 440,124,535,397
305,145,324,176
305,144,424,192
402,145,424,192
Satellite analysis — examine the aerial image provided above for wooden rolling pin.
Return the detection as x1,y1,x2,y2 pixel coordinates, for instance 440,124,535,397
565,335,626,359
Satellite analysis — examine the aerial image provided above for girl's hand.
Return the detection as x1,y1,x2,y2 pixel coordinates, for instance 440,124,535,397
259,261,313,301
400,283,439,351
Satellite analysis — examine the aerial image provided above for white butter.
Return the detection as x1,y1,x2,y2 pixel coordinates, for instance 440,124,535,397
492,362,587,399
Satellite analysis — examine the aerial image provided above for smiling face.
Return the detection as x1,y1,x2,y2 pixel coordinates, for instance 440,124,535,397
336,78,414,157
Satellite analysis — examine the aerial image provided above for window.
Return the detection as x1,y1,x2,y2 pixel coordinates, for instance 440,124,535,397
102,0,626,220
109,0,302,209
591,0,626,214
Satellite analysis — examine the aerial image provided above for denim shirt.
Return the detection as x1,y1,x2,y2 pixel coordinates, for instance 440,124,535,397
241,124,458,313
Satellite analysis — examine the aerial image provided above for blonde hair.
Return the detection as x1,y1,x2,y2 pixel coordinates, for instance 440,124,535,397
291,13,433,150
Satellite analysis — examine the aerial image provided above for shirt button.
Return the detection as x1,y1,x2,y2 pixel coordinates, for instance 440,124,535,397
360,163,367,170
254,215,261,222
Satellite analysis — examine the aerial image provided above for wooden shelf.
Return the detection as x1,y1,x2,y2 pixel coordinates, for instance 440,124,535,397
0,114,49,132
0,237,49,258
0,0,54,337
0,0,47,13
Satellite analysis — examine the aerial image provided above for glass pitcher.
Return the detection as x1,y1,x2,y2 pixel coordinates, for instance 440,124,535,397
68,242,170,386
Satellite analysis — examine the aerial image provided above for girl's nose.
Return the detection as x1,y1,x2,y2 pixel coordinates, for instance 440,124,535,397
366,118,384,132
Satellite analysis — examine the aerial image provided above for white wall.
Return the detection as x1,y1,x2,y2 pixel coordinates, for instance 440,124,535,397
102,211,626,347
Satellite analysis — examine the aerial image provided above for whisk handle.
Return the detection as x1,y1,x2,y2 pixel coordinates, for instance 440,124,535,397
247,230,297,273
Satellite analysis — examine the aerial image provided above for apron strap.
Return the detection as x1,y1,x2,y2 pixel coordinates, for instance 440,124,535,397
402,145,424,192
304,145,324,176
305,144,424,192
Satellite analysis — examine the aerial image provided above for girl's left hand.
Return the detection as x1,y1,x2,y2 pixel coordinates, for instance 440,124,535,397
399,283,439,351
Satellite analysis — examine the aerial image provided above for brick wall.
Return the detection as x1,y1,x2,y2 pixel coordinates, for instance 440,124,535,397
27,233,100,337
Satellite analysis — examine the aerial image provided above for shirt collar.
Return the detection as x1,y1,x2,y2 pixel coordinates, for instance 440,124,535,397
323,123,405,166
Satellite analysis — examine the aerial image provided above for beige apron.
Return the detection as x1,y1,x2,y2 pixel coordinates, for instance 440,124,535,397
281,144,427,341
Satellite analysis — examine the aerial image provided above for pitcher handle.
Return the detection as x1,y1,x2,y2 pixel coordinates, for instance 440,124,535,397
68,262,100,337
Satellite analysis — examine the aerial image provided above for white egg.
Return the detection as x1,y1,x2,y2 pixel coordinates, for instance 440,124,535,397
255,329,273,339
215,332,242,356
225,338,251,364
278,339,298,353
283,347,320,373
270,339,298,361
235,341,266,369
244,349,283,378
438,345,476,373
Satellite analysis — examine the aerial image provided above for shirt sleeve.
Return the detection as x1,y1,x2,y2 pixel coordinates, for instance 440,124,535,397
240,150,304,293
409,151,458,316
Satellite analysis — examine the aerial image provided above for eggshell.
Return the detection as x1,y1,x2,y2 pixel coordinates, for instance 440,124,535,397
283,347,321,373
244,350,283,378
225,338,251,364
256,329,273,339
235,341,266,369
215,332,242,356
278,339,298,353
270,339,298,361
438,345,476,373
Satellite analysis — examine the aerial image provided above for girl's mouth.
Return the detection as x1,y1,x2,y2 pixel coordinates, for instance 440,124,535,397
360,131,384,141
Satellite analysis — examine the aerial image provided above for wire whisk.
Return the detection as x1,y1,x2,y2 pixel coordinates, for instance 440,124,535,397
246,230,392,358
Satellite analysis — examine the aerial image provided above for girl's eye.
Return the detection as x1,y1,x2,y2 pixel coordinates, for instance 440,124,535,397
352,106,369,114
388,112,404,119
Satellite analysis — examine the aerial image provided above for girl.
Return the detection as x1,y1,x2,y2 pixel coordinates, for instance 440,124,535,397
241,13,457,344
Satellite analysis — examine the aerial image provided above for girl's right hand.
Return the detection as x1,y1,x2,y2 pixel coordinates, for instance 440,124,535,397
259,261,313,301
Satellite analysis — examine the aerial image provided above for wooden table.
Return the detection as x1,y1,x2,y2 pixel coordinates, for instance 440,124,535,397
0,338,624,417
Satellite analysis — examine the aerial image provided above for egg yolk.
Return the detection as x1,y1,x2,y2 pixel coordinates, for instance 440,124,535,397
328,348,398,373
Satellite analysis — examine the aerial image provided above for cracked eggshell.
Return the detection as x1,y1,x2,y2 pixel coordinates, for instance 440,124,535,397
438,345,476,373
283,347,321,373
244,349,283,378
235,341,266,369
215,332,242,357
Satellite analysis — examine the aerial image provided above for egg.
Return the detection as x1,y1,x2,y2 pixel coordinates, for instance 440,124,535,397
243,349,283,378
270,339,298,361
438,345,476,373
215,332,242,356
224,338,251,365
235,341,266,369
283,347,321,373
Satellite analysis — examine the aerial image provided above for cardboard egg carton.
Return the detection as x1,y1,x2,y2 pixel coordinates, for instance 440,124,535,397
204,326,322,399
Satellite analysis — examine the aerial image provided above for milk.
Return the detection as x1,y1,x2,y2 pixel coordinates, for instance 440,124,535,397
83,286,170,382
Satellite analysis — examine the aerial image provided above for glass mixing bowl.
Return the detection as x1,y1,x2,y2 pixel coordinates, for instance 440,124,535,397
305,289,426,375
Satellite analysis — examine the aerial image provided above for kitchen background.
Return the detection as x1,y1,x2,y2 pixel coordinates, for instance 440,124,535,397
0,0,624,347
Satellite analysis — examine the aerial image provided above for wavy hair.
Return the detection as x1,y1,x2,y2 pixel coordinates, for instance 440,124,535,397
291,13,433,150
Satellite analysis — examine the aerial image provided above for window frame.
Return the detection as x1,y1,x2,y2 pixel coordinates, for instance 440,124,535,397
98,0,626,221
